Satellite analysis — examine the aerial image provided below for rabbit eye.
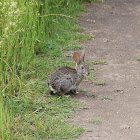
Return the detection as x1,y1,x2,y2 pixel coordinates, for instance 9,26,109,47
81,65,84,69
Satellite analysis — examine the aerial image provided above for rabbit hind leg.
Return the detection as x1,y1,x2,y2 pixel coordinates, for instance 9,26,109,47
59,88,68,96
59,85,72,96
68,85,77,94
71,89,77,94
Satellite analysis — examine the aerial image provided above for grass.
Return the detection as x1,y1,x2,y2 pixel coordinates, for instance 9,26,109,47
89,120,102,125
91,0,101,2
137,58,140,62
0,98,14,140
0,0,88,94
92,60,108,65
102,96,112,100
78,89,87,93
0,0,98,139
82,0,101,3
94,82,106,86
85,75,96,81
0,49,85,139
6,91,85,139
86,94,98,98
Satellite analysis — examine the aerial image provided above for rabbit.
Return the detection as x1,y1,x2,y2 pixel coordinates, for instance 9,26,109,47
47,50,90,96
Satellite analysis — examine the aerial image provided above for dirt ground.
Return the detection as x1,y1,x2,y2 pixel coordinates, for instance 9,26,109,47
68,0,140,139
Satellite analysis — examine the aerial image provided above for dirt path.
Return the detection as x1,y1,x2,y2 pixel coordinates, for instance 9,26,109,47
69,0,140,140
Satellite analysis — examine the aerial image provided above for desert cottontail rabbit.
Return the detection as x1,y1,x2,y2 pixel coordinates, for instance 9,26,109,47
47,50,89,96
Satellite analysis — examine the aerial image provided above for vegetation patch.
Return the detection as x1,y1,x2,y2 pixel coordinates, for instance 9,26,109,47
82,0,101,3
92,60,108,65
137,58,140,62
0,0,97,139
78,89,87,93
86,94,98,98
85,75,96,81
89,120,102,125
102,96,112,100
94,82,106,86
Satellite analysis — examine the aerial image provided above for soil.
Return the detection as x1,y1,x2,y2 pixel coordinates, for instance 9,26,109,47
68,0,140,139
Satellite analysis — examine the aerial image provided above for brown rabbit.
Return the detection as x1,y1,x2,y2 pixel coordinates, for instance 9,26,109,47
47,50,89,96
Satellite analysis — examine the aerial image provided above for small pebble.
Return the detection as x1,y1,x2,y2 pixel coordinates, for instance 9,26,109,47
121,125,130,130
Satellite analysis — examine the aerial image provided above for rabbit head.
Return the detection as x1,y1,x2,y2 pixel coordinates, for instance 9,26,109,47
73,50,90,77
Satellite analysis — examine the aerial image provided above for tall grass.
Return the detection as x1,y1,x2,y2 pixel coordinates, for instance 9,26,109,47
0,0,38,94
0,98,13,139
0,0,86,95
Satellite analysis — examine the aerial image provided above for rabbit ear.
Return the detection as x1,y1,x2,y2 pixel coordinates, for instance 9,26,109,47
80,50,85,62
73,52,80,64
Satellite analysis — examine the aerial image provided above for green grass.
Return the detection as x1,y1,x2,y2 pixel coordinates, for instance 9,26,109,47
0,0,88,94
82,0,101,3
137,58,140,62
86,94,98,98
1,52,84,139
91,0,101,2
0,98,14,140
94,82,106,86
102,96,112,100
92,60,108,65
0,0,97,139
89,120,102,125
78,89,87,93
85,75,96,81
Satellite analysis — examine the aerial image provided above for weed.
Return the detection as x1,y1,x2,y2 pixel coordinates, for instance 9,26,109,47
78,89,87,93
89,120,102,125
81,107,89,109
102,96,112,100
94,82,106,86
85,60,93,66
92,60,108,65
137,58,140,62
82,0,101,3
86,94,98,98
84,75,96,81
91,0,101,2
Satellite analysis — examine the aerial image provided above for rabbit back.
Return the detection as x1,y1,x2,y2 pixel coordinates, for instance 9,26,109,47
48,66,77,95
